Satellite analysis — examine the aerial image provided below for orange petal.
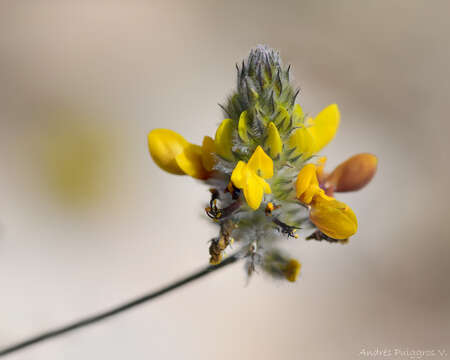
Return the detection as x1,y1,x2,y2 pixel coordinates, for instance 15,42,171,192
325,153,377,192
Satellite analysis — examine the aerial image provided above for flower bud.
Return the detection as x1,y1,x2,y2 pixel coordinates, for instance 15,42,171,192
267,122,282,158
148,129,189,175
325,153,377,192
214,118,234,161
238,111,249,143
148,129,210,179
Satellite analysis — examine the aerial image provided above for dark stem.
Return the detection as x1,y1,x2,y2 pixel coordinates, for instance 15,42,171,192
0,253,241,357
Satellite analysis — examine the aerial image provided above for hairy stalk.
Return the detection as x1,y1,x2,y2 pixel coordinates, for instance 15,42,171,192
0,253,241,357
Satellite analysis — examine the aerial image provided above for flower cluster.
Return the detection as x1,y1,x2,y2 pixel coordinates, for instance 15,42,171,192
148,46,377,282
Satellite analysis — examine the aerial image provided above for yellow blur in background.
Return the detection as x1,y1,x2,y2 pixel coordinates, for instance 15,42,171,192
0,1,449,359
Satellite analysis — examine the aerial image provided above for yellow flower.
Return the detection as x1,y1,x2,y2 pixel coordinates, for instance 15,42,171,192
295,163,323,204
148,47,376,274
288,104,340,158
310,193,358,239
295,162,358,239
231,146,273,210
148,129,214,180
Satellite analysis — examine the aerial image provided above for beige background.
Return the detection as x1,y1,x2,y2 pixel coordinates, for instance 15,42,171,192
0,1,449,359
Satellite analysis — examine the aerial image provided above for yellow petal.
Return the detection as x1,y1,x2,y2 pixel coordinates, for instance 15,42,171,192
238,111,249,143
267,122,283,158
231,160,271,210
201,136,216,172
175,144,208,180
247,146,273,179
243,170,265,210
303,186,321,205
295,163,319,204
231,148,272,210
308,104,340,153
215,118,234,161
316,156,327,183
288,126,316,159
148,129,189,175
325,153,378,192
310,195,358,239
230,161,248,189
260,176,272,194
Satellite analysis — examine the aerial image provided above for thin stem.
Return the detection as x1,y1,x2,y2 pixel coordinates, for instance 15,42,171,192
0,253,241,357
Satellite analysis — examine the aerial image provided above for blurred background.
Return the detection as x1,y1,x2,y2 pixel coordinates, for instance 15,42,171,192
0,0,449,359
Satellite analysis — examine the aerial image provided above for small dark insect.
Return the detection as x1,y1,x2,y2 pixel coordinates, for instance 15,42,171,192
205,188,222,220
272,217,300,238
264,202,281,216
205,188,242,221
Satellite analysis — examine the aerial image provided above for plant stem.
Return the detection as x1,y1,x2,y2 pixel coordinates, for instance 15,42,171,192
0,253,241,357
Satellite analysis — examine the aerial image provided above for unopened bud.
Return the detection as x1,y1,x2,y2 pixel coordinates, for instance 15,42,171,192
325,153,377,192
